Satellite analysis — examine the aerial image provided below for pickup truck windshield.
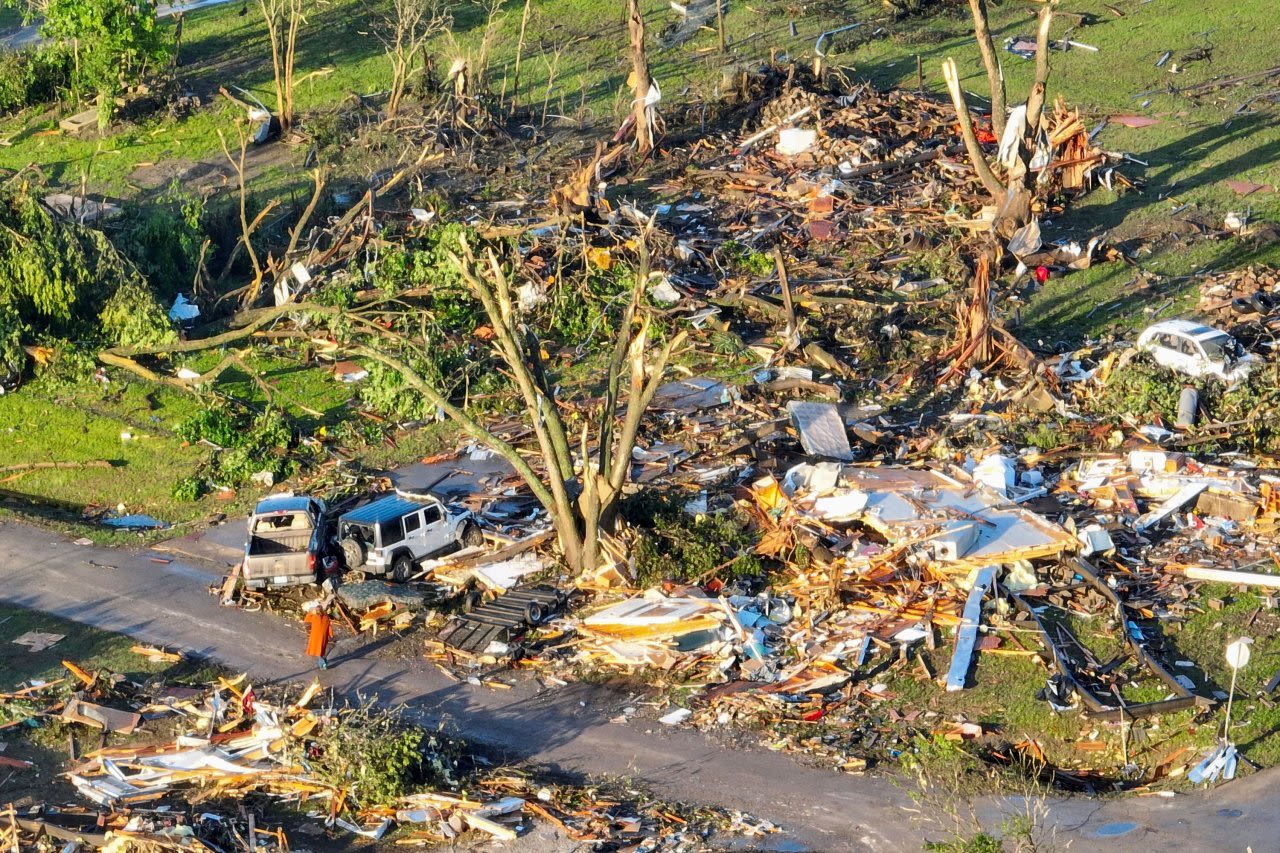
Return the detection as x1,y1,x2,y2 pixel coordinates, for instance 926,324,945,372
252,512,312,534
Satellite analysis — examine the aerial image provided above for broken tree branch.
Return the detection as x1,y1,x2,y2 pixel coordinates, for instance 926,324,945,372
967,0,1006,138
941,58,1005,198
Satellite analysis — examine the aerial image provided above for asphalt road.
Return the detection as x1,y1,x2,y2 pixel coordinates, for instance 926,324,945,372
1,518,1275,852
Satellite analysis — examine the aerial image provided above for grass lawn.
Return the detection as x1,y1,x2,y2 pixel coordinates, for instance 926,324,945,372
0,602,217,688
838,0,1280,341
0,376,209,533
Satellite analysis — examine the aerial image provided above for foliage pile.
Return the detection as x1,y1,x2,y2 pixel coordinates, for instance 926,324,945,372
0,178,173,379
623,491,763,587
174,406,298,495
298,699,462,808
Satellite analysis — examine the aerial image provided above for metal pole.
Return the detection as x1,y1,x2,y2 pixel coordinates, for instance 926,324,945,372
1223,664,1240,741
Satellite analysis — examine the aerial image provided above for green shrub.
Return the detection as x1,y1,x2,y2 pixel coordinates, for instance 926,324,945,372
171,476,203,502
177,406,297,485
214,408,295,485
175,407,242,448
1215,362,1280,453
0,48,71,114
372,223,474,297
115,183,207,295
623,490,762,586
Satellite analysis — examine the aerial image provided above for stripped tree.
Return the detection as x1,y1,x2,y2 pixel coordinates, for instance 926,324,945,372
966,0,1005,139
943,3,1055,236
101,234,685,576
627,0,653,156
377,0,451,119
259,0,308,132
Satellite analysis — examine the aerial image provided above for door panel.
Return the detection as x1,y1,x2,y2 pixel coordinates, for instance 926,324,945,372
420,504,449,554
402,510,426,555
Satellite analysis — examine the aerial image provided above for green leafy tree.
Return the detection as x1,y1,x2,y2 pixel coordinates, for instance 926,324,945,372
39,0,169,127
0,179,174,380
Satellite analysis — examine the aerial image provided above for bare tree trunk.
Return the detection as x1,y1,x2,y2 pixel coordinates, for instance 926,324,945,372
218,126,265,302
628,0,652,156
259,0,285,127
966,0,1005,139
259,0,304,132
283,0,300,131
511,0,532,110
942,59,1005,198
1021,5,1054,190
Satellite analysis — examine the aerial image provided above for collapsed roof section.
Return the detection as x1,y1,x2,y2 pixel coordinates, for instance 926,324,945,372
780,462,1079,567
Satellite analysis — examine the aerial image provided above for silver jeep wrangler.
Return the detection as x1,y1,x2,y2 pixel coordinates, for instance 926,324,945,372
337,491,484,582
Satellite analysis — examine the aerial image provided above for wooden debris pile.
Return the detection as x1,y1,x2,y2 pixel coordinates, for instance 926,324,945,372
5,660,775,849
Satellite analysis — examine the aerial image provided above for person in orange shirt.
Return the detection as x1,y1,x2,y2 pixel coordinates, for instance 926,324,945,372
302,599,333,670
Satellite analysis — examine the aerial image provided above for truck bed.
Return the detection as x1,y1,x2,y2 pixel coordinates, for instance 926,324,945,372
247,530,312,554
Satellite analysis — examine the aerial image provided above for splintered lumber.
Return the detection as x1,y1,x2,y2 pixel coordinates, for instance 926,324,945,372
946,566,996,692
131,645,183,663
1183,566,1280,589
1136,483,1208,531
462,811,518,840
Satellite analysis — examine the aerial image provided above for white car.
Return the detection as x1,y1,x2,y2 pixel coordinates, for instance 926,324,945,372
1135,320,1255,384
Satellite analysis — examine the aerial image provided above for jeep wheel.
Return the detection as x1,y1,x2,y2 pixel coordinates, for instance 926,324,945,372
340,537,366,569
390,553,414,583
462,522,484,549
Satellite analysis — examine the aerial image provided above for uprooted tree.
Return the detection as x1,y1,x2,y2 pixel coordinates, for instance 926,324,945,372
101,234,686,576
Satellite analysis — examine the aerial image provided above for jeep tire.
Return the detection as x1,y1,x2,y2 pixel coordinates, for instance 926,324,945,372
462,522,484,548
340,536,366,569
391,552,414,583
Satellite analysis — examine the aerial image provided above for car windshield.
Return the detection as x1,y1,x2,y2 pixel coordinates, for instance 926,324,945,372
1199,333,1233,359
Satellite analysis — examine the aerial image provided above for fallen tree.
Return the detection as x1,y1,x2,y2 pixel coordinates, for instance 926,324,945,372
100,230,685,576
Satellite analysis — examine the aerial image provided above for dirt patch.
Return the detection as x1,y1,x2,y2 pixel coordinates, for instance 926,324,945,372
129,140,298,190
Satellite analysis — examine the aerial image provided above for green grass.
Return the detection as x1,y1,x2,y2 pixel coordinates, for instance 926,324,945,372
838,0,1280,341
0,602,216,688
185,348,356,433
0,374,209,529
1166,583,1280,768
1016,238,1280,345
